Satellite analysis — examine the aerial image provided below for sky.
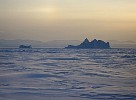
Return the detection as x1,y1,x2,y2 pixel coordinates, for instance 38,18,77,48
0,0,136,42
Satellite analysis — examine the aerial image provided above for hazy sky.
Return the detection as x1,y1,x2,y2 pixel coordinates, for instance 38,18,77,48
0,0,136,42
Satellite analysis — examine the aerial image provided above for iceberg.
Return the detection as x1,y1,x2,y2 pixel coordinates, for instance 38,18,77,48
19,45,32,49
65,38,110,49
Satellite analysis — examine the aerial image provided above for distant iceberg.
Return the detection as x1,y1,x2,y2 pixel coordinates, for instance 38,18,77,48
19,45,32,49
65,38,110,49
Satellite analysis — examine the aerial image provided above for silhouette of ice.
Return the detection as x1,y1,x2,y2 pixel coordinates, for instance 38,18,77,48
19,45,32,49
65,38,110,49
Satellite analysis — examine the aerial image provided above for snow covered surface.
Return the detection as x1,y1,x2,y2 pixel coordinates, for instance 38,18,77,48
0,48,136,100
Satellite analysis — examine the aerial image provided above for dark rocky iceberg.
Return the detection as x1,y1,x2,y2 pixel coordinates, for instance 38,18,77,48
65,38,110,49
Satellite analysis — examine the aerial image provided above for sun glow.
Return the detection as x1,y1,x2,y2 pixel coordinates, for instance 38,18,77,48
44,7,57,13
28,6,60,20
37,6,58,14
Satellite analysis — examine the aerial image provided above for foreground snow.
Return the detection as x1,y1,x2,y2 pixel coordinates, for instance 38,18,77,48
0,48,136,100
